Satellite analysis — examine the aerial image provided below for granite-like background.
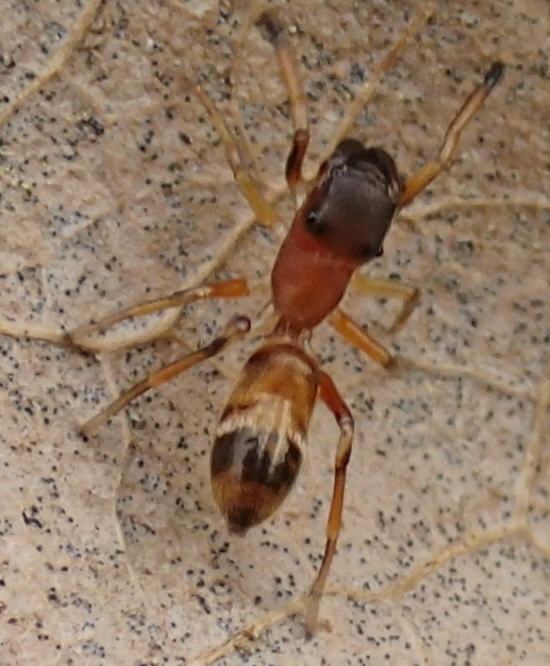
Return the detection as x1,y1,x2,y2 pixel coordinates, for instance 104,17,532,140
1,1,549,664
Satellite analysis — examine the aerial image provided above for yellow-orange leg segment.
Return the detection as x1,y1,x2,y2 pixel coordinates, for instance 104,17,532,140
256,9,310,199
303,370,354,636
194,85,279,226
68,278,250,350
81,314,251,436
321,3,434,163
399,61,505,208
351,273,421,334
328,308,396,369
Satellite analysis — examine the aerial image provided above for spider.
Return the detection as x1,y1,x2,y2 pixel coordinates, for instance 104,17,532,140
0,7,504,635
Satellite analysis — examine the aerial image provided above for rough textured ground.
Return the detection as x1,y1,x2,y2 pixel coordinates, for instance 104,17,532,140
0,0,549,664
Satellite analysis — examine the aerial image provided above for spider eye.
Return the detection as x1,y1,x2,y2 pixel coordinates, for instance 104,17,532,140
362,243,384,260
305,210,326,235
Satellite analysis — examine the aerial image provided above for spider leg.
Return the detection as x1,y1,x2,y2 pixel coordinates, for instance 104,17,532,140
303,370,353,636
399,62,505,207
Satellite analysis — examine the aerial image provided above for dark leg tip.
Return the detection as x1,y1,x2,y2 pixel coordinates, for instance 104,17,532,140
256,10,284,44
484,61,505,89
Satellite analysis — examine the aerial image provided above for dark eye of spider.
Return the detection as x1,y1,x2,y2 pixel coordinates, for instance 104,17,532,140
305,210,326,234
363,243,384,259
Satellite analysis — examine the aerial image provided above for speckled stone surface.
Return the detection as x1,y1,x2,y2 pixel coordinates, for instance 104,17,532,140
0,1,549,665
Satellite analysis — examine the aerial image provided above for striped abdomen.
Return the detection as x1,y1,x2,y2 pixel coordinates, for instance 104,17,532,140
211,342,319,534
